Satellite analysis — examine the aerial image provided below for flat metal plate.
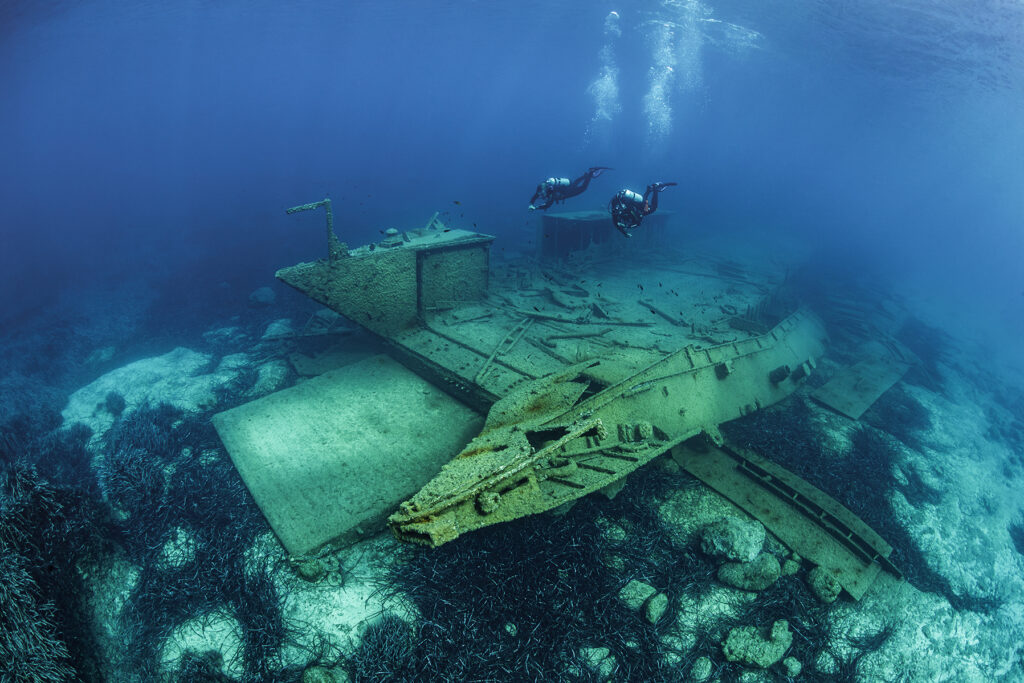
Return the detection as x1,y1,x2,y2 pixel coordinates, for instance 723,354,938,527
213,355,482,556
674,443,892,600
811,357,910,420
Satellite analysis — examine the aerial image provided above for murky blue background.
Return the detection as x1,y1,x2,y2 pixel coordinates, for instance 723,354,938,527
2,0,1022,365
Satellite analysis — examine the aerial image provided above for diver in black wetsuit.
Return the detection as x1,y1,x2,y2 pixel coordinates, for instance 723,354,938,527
609,182,676,237
528,167,612,211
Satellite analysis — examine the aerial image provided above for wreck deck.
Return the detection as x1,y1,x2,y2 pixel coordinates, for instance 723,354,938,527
383,248,787,408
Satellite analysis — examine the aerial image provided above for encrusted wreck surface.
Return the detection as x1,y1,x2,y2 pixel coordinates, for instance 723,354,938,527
256,210,902,597
389,309,826,546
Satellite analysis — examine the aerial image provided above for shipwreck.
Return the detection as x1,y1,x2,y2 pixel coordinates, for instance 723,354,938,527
213,198,910,600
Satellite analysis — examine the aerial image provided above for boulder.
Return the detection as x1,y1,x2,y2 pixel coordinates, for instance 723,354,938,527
249,360,293,398
62,347,234,443
808,566,843,604
619,579,657,611
580,646,616,680
262,318,294,340
690,655,713,681
645,592,669,624
717,553,781,591
722,619,793,668
302,666,336,683
701,517,765,562
782,656,802,677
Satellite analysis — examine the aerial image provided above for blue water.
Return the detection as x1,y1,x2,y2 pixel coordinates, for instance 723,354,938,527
2,3,1024,679
2,0,1022,359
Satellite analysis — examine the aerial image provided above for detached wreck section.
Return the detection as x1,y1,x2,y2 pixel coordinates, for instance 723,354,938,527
387,310,825,546
214,200,904,601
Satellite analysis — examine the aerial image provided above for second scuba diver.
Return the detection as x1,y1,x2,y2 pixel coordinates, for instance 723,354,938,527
609,182,676,237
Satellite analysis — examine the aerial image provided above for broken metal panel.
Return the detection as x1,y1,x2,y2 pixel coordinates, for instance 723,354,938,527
389,309,828,546
812,356,911,420
673,442,900,599
277,249,419,336
276,227,495,337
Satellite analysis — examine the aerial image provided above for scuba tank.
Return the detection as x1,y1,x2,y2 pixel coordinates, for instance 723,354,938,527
616,189,643,205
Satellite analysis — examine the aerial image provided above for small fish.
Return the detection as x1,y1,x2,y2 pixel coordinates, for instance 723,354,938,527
533,306,541,312
637,284,644,291
658,282,663,287
443,229,452,232
473,223,477,227
453,200,461,205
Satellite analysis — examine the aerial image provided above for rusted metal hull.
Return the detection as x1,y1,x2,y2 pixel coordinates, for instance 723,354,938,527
389,309,828,546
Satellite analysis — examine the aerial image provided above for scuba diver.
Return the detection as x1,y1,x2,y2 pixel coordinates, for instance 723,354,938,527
528,167,612,211
609,182,677,237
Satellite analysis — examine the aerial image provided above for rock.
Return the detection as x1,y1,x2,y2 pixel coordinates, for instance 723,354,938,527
302,666,335,683
690,655,713,681
580,646,616,680
249,286,277,307
158,527,197,570
645,592,669,624
722,619,793,668
294,557,327,583
217,353,251,373
782,656,802,677
660,634,688,666
717,553,781,591
262,318,294,340
808,566,843,603
619,579,657,611
701,517,765,562
249,359,293,398
599,520,628,542
203,326,247,346
781,558,801,576
62,347,235,443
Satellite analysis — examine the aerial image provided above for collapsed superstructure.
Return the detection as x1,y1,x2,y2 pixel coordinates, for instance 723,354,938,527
214,199,908,600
